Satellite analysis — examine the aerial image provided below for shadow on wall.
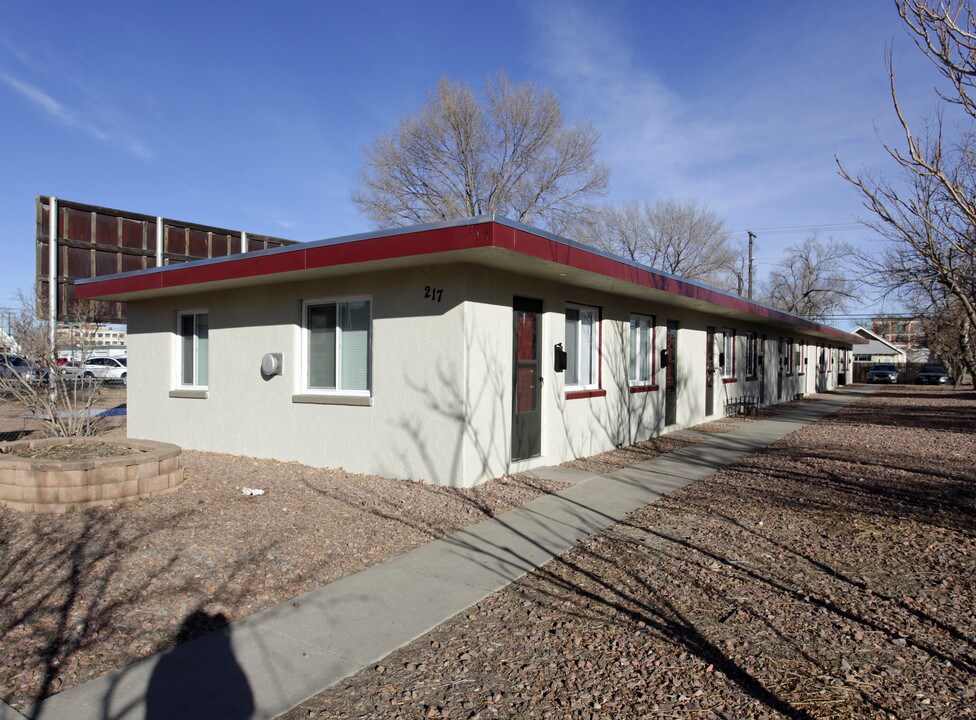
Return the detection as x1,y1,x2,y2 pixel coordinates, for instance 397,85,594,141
557,319,659,461
390,317,510,486
390,304,708,483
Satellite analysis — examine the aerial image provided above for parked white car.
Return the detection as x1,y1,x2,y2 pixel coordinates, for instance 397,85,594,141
75,356,127,386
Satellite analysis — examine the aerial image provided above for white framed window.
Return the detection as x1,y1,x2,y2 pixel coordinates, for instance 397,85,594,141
565,303,599,391
302,297,372,396
629,314,656,385
177,310,209,389
721,327,735,379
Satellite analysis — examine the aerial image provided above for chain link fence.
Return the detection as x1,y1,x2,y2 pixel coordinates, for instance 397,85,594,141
0,387,127,443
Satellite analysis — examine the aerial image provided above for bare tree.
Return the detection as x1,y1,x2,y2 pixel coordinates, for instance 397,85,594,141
759,236,860,321
845,147,976,380
0,292,110,438
838,1,976,385
578,199,742,290
354,74,610,232
919,295,975,383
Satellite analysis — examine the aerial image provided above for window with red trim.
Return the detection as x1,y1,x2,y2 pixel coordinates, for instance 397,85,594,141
565,303,600,394
721,328,736,381
629,314,657,391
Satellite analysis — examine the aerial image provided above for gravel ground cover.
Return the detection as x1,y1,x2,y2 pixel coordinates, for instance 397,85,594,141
560,394,823,476
283,386,976,720
0,452,567,711
559,435,702,474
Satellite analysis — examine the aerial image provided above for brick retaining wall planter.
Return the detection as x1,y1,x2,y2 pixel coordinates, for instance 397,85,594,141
0,437,184,513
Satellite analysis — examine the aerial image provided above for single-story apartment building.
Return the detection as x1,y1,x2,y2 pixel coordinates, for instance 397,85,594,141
75,217,861,488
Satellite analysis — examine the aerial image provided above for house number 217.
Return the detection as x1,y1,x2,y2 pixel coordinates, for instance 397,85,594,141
424,286,443,302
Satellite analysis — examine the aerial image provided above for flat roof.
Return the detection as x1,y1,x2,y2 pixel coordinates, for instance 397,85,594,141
75,215,863,344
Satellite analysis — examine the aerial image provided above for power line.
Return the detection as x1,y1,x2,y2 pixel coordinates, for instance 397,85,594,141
730,222,865,237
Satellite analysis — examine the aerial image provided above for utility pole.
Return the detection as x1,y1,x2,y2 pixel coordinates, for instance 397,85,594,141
747,230,757,300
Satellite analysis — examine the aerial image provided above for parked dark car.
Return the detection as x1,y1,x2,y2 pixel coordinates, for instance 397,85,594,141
866,363,899,384
914,364,950,385
0,354,47,382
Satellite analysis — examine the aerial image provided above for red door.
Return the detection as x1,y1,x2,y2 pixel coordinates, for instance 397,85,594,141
705,326,715,416
512,297,542,460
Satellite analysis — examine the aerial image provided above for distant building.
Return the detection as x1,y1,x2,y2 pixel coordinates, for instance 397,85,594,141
56,323,126,359
870,317,925,349
851,326,907,364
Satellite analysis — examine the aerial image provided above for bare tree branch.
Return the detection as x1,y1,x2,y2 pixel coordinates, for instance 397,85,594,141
576,199,741,291
759,236,861,321
837,2,976,384
353,74,609,231
1,291,111,438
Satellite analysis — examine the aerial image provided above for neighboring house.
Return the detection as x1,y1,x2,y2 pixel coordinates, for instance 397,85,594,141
75,217,861,488
851,326,908,364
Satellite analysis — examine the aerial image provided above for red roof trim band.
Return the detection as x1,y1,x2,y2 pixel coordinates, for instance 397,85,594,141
75,219,859,343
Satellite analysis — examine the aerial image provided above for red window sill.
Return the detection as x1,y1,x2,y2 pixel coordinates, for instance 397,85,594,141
721,377,737,384
745,375,757,382
628,384,659,393
565,389,607,400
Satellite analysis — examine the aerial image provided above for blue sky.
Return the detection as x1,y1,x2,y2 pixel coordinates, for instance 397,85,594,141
0,1,939,326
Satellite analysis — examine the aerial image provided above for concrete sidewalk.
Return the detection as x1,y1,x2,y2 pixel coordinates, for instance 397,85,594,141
28,386,874,720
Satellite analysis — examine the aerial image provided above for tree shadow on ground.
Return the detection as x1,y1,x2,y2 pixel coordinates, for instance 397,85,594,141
0,500,285,716
294,389,974,718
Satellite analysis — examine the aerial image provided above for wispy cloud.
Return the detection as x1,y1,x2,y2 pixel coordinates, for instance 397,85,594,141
524,1,909,239
272,214,296,230
0,64,151,160
525,2,743,202
1,72,80,127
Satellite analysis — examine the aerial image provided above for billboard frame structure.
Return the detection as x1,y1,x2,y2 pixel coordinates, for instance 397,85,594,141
36,196,299,325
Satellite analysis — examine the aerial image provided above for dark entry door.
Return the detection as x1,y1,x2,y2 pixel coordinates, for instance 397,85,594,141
777,337,784,401
759,334,767,405
705,326,715,416
665,320,678,425
512,297,542,460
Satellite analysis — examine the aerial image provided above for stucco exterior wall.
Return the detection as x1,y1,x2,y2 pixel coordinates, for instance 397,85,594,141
127,265,472,485
126,262,851,488
457,269,849,485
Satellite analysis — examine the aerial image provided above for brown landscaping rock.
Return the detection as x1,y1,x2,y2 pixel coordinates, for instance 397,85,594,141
3,386,974,718
281,386,976,720
0,443,567,712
